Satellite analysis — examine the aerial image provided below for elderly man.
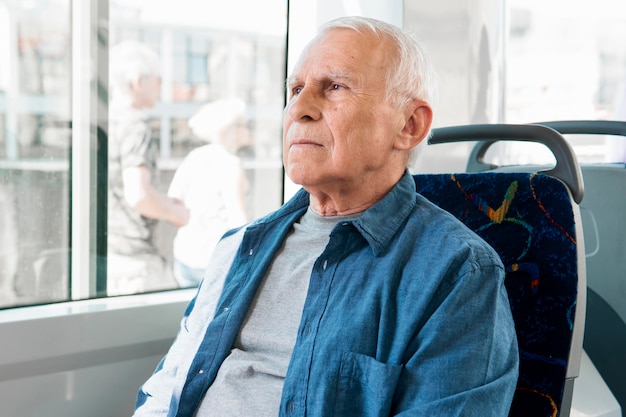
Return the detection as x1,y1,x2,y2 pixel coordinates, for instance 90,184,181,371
134,16,518,416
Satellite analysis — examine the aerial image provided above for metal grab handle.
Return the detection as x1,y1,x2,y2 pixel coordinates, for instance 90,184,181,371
533,120,626,137
428,124,584,204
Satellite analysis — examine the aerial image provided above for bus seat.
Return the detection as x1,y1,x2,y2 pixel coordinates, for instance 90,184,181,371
468,120,626,411
414,123,587,417
530,121,626,411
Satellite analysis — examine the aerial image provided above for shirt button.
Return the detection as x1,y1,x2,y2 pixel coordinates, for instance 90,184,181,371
304,326,312,336
322,260,328,270
286,401,296,414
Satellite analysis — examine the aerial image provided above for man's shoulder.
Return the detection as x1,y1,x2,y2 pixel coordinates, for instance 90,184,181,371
408,194,502,263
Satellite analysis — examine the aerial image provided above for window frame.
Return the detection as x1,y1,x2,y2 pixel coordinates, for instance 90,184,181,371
71,0,108,299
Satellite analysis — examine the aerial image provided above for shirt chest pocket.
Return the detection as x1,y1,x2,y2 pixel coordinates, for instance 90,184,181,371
334,351,403,417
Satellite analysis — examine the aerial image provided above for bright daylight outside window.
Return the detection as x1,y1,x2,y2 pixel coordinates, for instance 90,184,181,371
493,0,626,165
0,0,287,308
0,0,71,308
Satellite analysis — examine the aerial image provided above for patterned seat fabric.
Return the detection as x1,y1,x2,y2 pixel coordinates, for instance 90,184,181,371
413,172,579,417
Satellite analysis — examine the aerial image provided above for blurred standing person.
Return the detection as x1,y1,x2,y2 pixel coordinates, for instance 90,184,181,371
108,40,189,296
168,98,249,287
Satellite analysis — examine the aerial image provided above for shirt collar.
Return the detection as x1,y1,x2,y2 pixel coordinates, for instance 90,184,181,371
351,170,417,256
275,171,417,256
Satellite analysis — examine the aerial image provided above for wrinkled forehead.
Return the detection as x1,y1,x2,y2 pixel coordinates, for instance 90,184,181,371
309,27,392,57
291,28,395,79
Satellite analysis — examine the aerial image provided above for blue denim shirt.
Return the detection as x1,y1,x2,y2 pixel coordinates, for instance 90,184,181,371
135,171,519,417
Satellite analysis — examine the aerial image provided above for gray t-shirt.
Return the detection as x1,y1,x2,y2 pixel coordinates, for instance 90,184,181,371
195,207,362,416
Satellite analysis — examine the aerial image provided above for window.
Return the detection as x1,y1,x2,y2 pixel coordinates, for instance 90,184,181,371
0,0,287,308
0,0,71,307
499,0,626,165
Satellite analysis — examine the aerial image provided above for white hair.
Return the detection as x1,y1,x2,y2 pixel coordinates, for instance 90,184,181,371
318,16,437,108
109,40,160,96
188,98,247,141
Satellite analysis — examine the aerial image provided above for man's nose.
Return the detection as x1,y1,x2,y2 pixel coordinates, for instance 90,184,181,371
286,87,322,122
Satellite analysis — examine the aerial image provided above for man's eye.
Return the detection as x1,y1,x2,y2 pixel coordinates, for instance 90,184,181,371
292,87,303,95
331,83,342,90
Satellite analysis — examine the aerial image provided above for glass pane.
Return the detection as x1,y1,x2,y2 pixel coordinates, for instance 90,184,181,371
107,1,287,294
0,0,71,308
505,0,626,164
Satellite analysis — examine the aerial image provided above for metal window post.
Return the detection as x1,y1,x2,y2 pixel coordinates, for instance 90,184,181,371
71,0,109,299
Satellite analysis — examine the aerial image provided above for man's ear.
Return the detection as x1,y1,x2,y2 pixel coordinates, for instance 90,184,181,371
395,99,433,150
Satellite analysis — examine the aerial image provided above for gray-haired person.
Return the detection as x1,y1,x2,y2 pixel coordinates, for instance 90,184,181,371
134,16,518,416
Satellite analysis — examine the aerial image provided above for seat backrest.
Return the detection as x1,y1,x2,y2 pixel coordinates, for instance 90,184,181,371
468,120,626,410
415,124,587,417
530,121,626,410
413,172,584,417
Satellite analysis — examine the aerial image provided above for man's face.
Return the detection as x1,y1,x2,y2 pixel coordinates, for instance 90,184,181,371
283,28,409,194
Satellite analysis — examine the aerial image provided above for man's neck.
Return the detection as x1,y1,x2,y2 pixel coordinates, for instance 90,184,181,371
306,172,404,216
